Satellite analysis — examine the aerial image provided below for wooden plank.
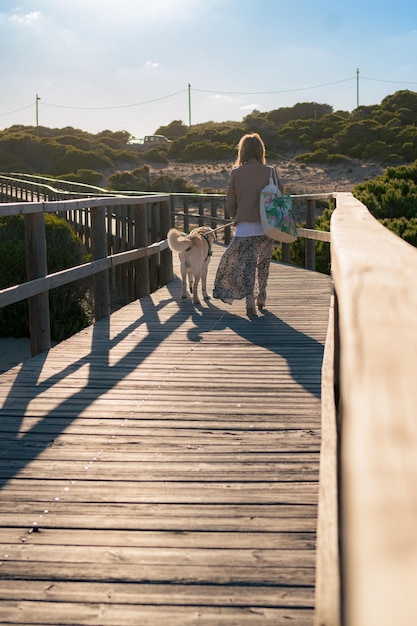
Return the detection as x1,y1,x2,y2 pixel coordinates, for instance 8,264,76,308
0,512,317,532
0,528,315,549
0,460,319,482
0,602,315,626
0,480,319,505
0,560,315,585
0,579,314,606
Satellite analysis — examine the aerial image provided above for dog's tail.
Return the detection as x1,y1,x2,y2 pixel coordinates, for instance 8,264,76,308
167,228,193,252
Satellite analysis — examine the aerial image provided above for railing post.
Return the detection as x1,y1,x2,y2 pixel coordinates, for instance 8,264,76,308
282,243,291,264
160,199,173,286
24,210,51,356
91,205,110,321
306,199,316,270
198,197,205,227
134,203,150,298
183,197,190,233
210,198,217,232
125,205,135,302
149,202,161,292
170,196,176,228
119,205,128,301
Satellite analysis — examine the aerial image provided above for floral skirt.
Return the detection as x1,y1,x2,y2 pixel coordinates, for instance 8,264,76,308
212,235,274,305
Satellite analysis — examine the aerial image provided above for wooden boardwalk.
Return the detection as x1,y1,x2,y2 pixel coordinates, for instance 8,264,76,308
0,243,331,625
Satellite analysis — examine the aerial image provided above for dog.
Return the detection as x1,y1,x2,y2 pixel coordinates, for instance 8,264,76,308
167,226,215,304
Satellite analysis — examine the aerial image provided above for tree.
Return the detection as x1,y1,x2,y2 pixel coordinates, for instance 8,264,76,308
155,120,188,139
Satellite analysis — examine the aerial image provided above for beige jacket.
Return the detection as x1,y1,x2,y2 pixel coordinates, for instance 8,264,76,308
225,158,283,223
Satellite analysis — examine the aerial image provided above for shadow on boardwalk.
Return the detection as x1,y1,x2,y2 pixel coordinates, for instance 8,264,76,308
0,280,323,492
0,274,324,489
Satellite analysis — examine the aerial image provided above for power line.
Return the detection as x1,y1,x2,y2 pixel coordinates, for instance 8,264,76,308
192,76,356,95
361,76,417,85
41,89,188,111
0,103,34,117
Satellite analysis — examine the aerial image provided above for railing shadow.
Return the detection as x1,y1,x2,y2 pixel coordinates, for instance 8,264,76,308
0,281,187,488
0,276,325,489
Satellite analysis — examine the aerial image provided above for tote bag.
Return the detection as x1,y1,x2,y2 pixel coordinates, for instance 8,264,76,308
260,168,298,243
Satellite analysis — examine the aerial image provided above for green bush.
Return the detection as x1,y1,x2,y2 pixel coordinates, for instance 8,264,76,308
0,214,92,340
64,169,104,185
380,217,417,247
150,175,198,193
181,140,234,162
143,148,169,163
107,166,199,193
296,149,354,165
107,166,151,191
354,161,417,219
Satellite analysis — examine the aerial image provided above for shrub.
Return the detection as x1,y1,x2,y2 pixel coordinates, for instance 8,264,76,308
150,175,198,193
296,150,352,165
107,166,151,191
53,147,113,175
107,166,199,193
181,140,234,162
380,217,417,247
142,148,169,163
64,169,104,185
295,149,330,163
0,214,92,340
354,162,417,219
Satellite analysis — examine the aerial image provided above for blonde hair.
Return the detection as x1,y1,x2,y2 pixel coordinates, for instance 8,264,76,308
235,133,266,166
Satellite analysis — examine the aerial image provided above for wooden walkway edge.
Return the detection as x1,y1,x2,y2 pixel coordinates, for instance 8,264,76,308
0,243,331,625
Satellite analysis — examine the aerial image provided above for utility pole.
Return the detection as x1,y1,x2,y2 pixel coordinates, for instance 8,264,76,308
36,94,41,127
356,68,359,108
188,83,191,127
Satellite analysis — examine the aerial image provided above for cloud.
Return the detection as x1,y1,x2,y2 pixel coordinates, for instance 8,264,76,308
240,103,263,111
210,94,241,104
8,11,42,26
145,61,161,69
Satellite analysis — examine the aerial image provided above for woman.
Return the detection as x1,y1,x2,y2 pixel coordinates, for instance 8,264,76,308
213,133,283,317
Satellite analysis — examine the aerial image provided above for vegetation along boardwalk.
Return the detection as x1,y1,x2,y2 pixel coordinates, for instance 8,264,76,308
0,243,331,625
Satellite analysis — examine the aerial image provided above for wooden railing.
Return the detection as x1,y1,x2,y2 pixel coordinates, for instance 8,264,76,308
0,172,332,266
0,195,172,357
316,192,417,626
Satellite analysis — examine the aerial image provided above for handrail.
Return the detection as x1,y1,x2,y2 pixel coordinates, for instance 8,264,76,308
321,192,417,626
0,173,227,199
0,239,169,309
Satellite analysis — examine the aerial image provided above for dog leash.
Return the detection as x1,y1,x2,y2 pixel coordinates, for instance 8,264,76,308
208,221,235,234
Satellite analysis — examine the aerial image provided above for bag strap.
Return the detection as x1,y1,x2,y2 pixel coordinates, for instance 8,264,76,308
270,167,279,187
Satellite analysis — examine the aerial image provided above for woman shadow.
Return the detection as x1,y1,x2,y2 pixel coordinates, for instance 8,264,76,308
187,299,325,399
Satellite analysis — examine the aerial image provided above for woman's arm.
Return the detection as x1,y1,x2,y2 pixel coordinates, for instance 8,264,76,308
225,172,237,218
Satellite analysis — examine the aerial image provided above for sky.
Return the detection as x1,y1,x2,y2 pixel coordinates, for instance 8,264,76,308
1,0,417,138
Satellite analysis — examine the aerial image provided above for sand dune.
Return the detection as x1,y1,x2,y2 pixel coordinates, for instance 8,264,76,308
148,157,384,194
